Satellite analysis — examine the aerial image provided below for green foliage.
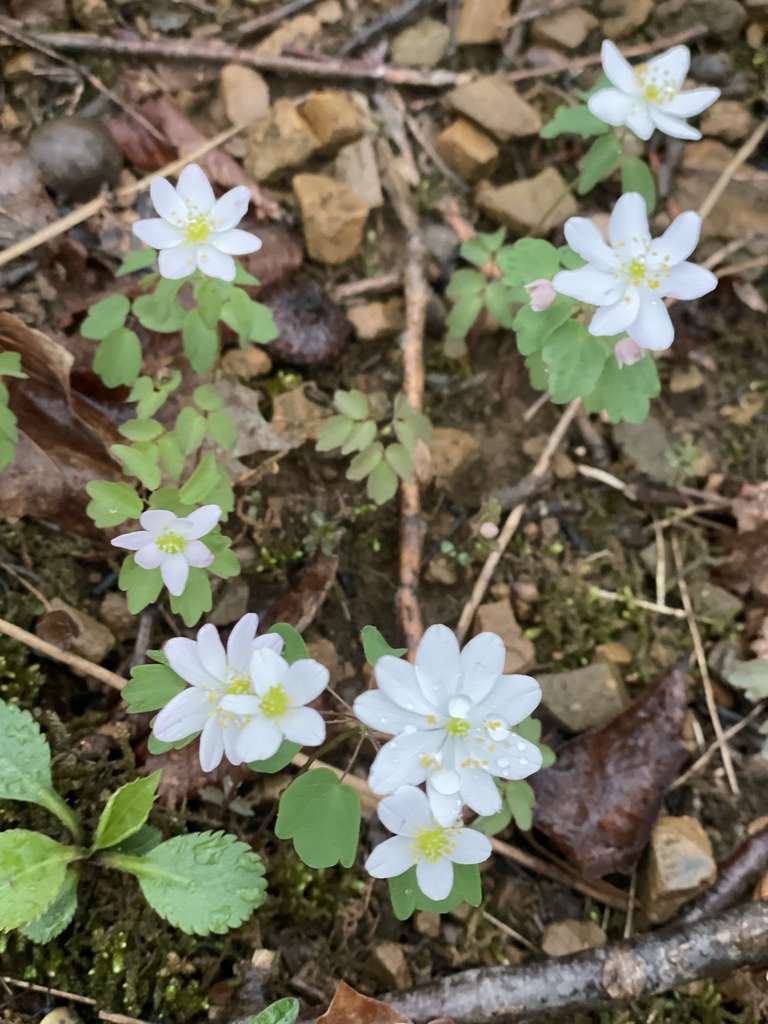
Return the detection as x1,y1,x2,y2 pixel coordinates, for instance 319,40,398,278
726,660,768,758
20,868,79,943
116,249,157,276
275,768,361,869
248,999,300,1024
93,773,162,851
581,351,661,424
94,328,143,388
0,830,78,932
578,133,623,194
388,863,481,920
267,622,309,664
474,780,536,836
123,662,186,713
183,310,218,372
0,353,27,472
542,321,609,403
459,226,506,267
361,625,407,666
129,372,182,418
0,701,63,818
516,717,556,769
80,295,131,340
249,740,302,774
540,103,610,139
119,555,164,614
621,157,656,212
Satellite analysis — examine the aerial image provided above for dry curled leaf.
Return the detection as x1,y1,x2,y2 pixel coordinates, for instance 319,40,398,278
318,982,414,1024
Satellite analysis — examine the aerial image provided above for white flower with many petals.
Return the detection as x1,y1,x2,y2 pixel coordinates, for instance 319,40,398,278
152,614,329,771
366,785,492,900
353,624,543,826
552,193,717,351
588,41,719,141
112,505,222,596
133,164,261,282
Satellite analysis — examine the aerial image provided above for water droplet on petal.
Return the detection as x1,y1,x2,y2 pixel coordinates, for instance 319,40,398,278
516,741,527,751
405,703,414,711
519,757,528,765
402,724,417,735
497,757,510,769
448,695,472,718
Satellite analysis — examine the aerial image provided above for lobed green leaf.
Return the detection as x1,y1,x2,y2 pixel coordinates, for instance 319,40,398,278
275,768,361,869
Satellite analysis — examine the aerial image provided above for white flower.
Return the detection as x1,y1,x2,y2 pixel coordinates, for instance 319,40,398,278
552,193,717,351
152,613,329,771
588,41,719,141
365,785,492,900
353,624,543,826
133,164,262,282
112,505,222,596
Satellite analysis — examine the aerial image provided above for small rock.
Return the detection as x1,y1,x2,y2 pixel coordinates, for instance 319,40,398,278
221,345,273,379
414,910,441,938
347,298,405,340
474,599,536,674
207,577,250,627
435,119,500,183
532,8,597,49
599,0,653,38
299,90,364,151
429,426,481,491
541,919,606,956
690,52,732,85
447,76,541,141
71,0,113,30
391,18,451,67
691,581,743,625
537,663,630,733
551,451,577,480
245,99,320,182
271,385,326,441
477,167,577,235
640,815,717,923
700,100,753,144
98,592,135,642
220,65,270,126
332,137,384,209
255,12,323,54
293,174,369,264
594,641,633,666
652,0,746,40
613,416,677,483
29,116,122,202
263,281,353,365
366,941,412,991
36,599,115,665
669,365,705,393
306,637,339,674
424,554,460,587
457,0,509,44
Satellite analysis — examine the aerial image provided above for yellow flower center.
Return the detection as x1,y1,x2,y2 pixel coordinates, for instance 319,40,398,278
260,683,289,719
628,257,647,279
643,83,659,101
633,64,677,105
184,213,212,245
156,530,186,555
410,826,457,864
445,717,471,737
225,676,251,696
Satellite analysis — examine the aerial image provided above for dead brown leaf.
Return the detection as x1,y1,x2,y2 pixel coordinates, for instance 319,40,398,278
259,554,339,633
318,982,413,1024
145,742,252,809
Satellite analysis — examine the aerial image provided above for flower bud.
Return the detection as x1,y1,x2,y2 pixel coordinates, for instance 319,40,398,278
524,279,557,312
614,336,645,368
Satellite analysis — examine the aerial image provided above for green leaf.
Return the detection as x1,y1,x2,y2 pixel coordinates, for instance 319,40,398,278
334,389,369,420
347,441,383,481
169,568,213,627
20,868,79,943
174,406,208,455
726,660,768,701
0,435,16,473
0,352,26,378
542,322,609,403
116,249,157,277
540,103,610,139
516,717,556,768
194,383,225,411
113,825,163,857
183,310,219,372
111,831,267,935
361,625,406,666
93,772,161,851
147,730,199,755
578,133,622,195
497,239,561,284
132,291,185,333
249,999,300,1024
118,417,164,442
504,780,535,831
248,302,279,343
196,278,225,329
316,415,354,453
385,442,414,483
445,268,487,298
484,281,517,329
85,481,143,528
178,452,220,505
233,264,260,286
267,623,309,664
207,535,240,578
111,443,161,490
0,403,17,443
0,701,55,809
393,396,432,451
367,459,398,504
473,802,512,837
119,556,164,613
459,228,506,266
340,419,376,456
388,862,482,920
123,663,186,713
582,351,661,424
513,298,573,356
80,295,130,341
129,372,182,419
557,245,587,270
207,410,238,451
621,157,656,213
447,294,484,339
158,433,186,480
525,351,548,392
222,288,257,342
0,831,78,931
275,769,361,868
249,740,301,774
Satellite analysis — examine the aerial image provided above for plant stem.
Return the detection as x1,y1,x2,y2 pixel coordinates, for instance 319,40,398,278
41,791,85,846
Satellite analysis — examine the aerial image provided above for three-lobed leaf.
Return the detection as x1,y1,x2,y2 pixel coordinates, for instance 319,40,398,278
361,625,407,666
85,480,143,528
275,768,361,869
80,295,130,340
542,321,608,403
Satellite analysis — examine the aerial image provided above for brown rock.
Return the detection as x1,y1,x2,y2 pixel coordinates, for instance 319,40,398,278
207,577,250,627
391,18,451,67
640,815,717,923
299,90,364,150
429,426,481,491
347,298,405,340
600,0,653,38
532,7,597,49
477,167,577,235
366,941,412,991
220,65,270,126
36,598,115,665
271,386,326,442
71,0,113,30
98,592,135,642
447,76,541,141
245,99,320,182
436,119,500,182
221,345,273,379
29,116,122,202
700,100,753,144
293,174,369,264
457,0,509,44
474,599,536,674
669,365,705,393
332,137,384,208
541,919,606,956
414,911,441,938
537,662,630,733
255,12,323,54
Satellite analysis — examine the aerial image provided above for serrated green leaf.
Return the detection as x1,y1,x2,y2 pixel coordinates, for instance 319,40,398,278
118,417,164,442
110,831,267,935
504,779,535,831
0,352,26,378
123,663,187,713
316,415,354,453
513,298,573,356
582,351,660,424
542,321,608,403
445,268,487,298
111,443,161,490
183,309,219,372
388,862,481,920
447,294,484,339
20,867,79,943
174,406,208,455
119,556,164,613
540,103,610,139
169,568,212,627
726,660,768,701
367,459,398,504
207,410,238,451
85,481,143,528
93,772,161,851
0,831,78,931
578,133,622,195
178,452,220,505
116,249,158,277
497,239,561,284
249,998,300,1024
621,157,656,213
347,441,383,481
267,623,307,664
275,769,361,869
334,389,369,420
0,701,55,808
206,535,240,579
80,295,131,340
385,442,413,482
361,625,407,666
129,372,182,419
249,740,301,774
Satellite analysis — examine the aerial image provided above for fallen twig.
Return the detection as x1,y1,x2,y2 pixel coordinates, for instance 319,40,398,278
0,615,127,690
670,701,766,791
341,0,440,55
235,0,325,38
389,900,768,1022
677,823,768,924
697,118,768,223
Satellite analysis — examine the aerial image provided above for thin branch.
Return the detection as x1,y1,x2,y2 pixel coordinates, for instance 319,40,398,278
340,0,439,55
0,616,126,690
670,701,766,791
697,119,768,223
235,0,325,38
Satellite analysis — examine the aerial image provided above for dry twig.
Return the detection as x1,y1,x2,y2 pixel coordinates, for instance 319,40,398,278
235,0,325,38
697,119,768,222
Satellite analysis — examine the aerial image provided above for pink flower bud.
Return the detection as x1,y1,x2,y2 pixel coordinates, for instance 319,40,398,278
479,522,499,540
614,336,645,368
524,279,557,312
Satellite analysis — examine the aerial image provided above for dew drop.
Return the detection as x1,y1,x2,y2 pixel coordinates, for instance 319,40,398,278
403,724,417,735
516,741,527,751
406,703,414,711
497,758,510,769
519,757,528,765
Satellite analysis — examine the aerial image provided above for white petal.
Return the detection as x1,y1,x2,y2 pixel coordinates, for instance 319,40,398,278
177,163,215,213
209,186,250,231
649,109,701,141
473,675,542,724
161,552,190,596
226,614,260,675
283,659,329,706
199,717,226,771
662,262,717,301
588,89,634,127
134,543,165,570
132,218,184,250
601,40,640,95
647,45,690,90
222,718,242,765
627,295,674,351
158,244,197,279
416,858,453,901
660,88,720,118
150,177,187,225
185,504,222,539
374,655,432,715
111,530,152,551
457,768,503,817
153,687,209,741
139,509,177,534
196,623,228,678
165,636,221,687
366,836,414,879
552,267,625,306
425,778,463,827
254,632,284,656
251,646,288,693
220,693,261,715
656,211,702,266
211,227,262,255
184,540,214,569
609,192,650,249
283,706,325,746
491,734,544,780
563,218,616,271
237,716,283,762
378,786,432,837
196,243,236,282
589,289,640,336
450,828,493,865
459,632,505,703
353,690,428,734
415,624,462,708
625,106,656,141
368,731,442,794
